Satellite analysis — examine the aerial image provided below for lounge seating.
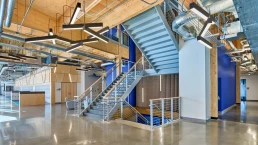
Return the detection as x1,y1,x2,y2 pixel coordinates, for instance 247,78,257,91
65,97,75,110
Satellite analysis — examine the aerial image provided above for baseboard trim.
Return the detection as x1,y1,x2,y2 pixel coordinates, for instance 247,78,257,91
219,104,236,115
211,117,218,120
181,116,207,123
246,100,258,102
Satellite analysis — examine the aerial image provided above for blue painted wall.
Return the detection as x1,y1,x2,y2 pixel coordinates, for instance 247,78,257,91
128,37,136,106
217,46,236,112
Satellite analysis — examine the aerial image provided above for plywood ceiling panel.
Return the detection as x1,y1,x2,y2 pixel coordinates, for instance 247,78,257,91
18,0,74,17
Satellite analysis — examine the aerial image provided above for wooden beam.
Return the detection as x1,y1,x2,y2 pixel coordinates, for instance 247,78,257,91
210,47,218,118
95,0,164,28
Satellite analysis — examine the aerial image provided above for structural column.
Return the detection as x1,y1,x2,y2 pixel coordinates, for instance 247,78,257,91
179,39,211,121
210,47,218,118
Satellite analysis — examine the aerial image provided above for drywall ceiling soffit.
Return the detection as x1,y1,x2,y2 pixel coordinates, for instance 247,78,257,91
233,0,258,66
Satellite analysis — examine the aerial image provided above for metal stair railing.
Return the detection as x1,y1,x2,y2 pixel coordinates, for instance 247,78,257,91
102,97,150,125
74,60,134,116
149,97,181,129
102,57,145,120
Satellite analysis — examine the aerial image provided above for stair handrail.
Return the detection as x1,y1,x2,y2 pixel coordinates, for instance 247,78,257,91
103,97,150,125
77,60,135,116
103,57,144,99
77,61,121,100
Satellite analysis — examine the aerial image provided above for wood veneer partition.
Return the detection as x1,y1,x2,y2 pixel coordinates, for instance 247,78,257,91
136,74,179,108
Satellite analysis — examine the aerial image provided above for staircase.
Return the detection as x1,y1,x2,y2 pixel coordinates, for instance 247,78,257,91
83,57,145,120
122,5,179,75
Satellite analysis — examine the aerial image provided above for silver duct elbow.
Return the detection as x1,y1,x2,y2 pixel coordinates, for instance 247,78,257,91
172,12,197,40
5,0,16,27
0,0,7,32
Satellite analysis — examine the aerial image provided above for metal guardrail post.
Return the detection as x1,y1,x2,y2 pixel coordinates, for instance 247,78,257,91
161,99,164,126
179,97,181,119
171,98,173,121
125,75,128,90
112,68,114,82
90,87,93,103
102,77,104,91
115,87,117,102
134,65,136,79
150,100,153,129
142,57,144,70
120,98,123,119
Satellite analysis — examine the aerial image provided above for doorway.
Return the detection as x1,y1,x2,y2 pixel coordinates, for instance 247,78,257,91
61,83,77,103
240,79,246,101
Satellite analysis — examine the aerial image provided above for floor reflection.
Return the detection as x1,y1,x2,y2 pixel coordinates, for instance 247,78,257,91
219,101,258,124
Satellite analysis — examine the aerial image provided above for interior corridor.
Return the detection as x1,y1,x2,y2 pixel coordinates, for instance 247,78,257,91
219,102,258,125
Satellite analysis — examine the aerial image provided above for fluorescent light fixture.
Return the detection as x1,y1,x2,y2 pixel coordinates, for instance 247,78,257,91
88,27,110,39
76,68,92,71
84,27,109,43
66,42,83,53
70,2,81,24
197,36,212,49
49,28,54,36
85,23,103,29
190,2,210,20
71,38,99,45
8,54,26,60
25,35,56,43
62,24,84,30
0,56,20,61
17,54,37,60
56,36,71,44
199,18,215,37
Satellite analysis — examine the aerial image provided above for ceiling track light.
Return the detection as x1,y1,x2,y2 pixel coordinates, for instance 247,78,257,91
25,35,57,43
25,35,71,44
71,38,99,45
88,27,110,39
199,17,215,37
62,24,84,30
83,27,109,43
66,42,83,53
70,2,81,24
190,2,210,21
197,36,212,49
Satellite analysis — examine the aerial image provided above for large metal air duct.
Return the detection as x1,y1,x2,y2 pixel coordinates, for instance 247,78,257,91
0,0,7,32
172,12,197,40
5,0,16,27
205,0,238,18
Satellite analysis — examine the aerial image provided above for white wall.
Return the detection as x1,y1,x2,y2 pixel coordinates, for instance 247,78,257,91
179,39,210,120
81,70,100,91
241,75,258,100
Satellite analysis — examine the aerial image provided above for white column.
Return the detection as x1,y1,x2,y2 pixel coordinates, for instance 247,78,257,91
80,65,86,93
179,39,211,121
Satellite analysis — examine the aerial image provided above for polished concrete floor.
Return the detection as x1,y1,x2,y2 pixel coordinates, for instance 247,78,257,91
219,101,258,124
1,98,258,145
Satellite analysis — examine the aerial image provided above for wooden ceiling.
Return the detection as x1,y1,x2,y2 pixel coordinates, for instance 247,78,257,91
18,0,75,18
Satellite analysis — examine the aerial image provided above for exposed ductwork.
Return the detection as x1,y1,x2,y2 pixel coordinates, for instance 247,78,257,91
0,66,8,76
172,12,197,40
0,0,7,32
204,0,238,18
5,0,16,27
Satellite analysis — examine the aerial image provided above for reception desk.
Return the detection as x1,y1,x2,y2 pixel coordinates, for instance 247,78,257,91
19,91,45,107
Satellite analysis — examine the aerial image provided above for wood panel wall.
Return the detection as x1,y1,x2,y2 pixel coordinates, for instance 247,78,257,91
20,93,45,106
136,74,179,108
51,64,81,104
